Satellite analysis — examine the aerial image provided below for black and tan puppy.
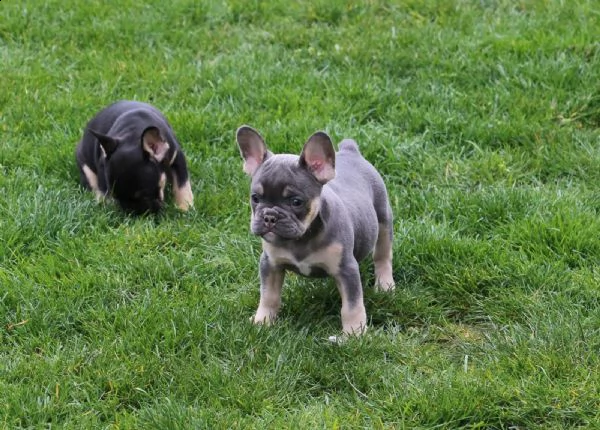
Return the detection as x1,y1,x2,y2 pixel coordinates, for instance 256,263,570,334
76,101,193,214
237,126,395,337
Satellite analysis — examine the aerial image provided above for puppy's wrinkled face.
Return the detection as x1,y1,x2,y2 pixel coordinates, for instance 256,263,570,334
93,126,170,215
107,149,166,215
250,155,323,242
237,125,335,242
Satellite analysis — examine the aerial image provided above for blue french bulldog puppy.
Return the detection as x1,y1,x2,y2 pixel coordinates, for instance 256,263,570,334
76,101,193,215
237,126,395,337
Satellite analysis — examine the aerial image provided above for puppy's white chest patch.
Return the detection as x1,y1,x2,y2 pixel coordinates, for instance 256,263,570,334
263,242,344,276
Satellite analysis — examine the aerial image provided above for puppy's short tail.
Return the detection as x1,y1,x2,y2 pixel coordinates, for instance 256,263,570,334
338,139,360,153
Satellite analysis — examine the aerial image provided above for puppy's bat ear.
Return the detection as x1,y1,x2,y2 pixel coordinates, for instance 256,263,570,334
89,128,119,157
236,125,270,176
142,127,170,162
300,131,335,184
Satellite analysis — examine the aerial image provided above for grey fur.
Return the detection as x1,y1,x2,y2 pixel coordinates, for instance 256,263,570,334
237,126,395,336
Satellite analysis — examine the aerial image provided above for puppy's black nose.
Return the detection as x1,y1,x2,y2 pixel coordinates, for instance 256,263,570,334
263,210,278,228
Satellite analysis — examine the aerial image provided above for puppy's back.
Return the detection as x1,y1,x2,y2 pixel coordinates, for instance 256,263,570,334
331,139,386,200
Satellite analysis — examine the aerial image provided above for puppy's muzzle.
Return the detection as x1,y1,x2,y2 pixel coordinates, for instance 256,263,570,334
262,208,279,229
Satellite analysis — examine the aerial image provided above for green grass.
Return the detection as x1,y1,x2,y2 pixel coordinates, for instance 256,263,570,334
1,0,600,428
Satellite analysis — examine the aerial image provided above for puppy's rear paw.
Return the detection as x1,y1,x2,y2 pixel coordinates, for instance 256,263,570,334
176,200,194,211
375,275,395,292
174,181,194,211
375,281,395,292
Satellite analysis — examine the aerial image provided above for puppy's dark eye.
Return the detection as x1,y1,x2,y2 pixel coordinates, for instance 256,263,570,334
290,197,304,207
251,193,260,204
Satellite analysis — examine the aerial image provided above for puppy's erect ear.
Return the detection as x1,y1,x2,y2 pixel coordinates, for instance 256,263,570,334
236,125,270,176
142,127,170,163
89,128,119,157
299,131,335,184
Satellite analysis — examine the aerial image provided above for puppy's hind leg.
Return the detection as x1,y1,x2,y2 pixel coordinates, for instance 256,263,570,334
169,150,194,211
373,202,395,292
335,260,368,336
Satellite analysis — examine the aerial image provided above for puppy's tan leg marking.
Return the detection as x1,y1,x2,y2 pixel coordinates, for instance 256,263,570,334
253,267,285,325
169,149,179,166
335,275,367,336
158,172,167,202
373,225,395,291
171,172,194,211
82,164,105,202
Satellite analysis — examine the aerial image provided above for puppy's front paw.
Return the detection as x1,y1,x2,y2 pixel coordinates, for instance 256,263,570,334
176,199,193,211
329,324,367,344
251,307,278,325
93,189,107,204
341,304,367,336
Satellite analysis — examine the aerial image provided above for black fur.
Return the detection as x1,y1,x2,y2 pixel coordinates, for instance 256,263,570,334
75,101,193,215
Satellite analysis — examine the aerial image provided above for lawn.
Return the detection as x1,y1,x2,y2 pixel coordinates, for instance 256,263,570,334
1,0,600,428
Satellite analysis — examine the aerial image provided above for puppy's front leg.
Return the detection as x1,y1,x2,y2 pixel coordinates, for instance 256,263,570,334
335,260,367,335
169,150,194,211
253,252,285,325
79,164,107,202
